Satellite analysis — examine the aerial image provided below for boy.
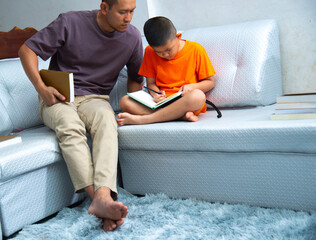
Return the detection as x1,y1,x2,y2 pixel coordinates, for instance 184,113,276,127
117,16,215,125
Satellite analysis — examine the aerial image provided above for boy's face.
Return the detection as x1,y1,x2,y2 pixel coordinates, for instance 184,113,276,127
152,33,182,60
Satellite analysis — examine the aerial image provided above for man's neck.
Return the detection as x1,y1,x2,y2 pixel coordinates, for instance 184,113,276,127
97,11,114,33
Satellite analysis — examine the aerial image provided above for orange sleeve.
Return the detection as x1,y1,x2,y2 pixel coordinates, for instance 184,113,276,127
138,46,156,78
195,43,216,81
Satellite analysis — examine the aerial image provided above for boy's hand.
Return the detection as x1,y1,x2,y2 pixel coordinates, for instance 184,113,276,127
180,84,195,95
180,76,215,95
153,91,166,103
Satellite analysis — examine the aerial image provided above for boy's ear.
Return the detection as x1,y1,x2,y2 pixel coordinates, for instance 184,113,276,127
176,33,182,39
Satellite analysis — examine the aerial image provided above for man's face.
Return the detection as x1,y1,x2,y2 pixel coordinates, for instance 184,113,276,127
105,0,136,32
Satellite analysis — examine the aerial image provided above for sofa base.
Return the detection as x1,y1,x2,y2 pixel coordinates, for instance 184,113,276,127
0,161,85,237
119,150,316,211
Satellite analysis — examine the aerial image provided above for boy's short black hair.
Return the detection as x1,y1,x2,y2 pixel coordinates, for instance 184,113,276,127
102,0,117,9
143,16,177,47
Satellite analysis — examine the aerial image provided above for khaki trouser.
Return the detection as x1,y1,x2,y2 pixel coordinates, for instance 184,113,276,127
39,95,118,196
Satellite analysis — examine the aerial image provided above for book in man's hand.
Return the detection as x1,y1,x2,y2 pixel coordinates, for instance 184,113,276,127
127,90,182,109
0,135,22,148
39,69,74,102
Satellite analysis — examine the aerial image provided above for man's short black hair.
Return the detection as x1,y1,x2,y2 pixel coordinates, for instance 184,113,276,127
143,16,177,47
102,0,117,9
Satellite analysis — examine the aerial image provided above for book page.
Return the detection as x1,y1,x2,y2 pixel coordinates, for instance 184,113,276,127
127,91,157,108
128,90,182,109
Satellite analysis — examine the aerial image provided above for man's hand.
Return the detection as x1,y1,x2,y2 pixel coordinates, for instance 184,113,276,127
39,86,66,106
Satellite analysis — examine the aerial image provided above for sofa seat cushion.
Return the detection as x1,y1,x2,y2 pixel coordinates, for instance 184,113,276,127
118,105,316,154
0,126,62,182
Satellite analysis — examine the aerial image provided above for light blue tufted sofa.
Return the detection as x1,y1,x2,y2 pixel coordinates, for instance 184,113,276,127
118,19,316,211
0,19,315,238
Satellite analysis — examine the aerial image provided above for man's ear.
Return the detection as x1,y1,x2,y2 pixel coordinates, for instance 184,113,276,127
176,33,182,39
100,2,110,15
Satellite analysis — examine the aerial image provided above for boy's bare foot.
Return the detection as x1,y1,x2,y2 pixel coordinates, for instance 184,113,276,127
88,188,129,221
117,112,146,126
183,112,199,122
117,111,199,125
102,218,124,232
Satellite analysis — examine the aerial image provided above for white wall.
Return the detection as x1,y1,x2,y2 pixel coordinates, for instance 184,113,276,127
0,0,148,32
1,0,315,94
147,0,316,94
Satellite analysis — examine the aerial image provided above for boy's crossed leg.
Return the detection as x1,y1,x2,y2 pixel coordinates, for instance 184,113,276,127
117,89,206,125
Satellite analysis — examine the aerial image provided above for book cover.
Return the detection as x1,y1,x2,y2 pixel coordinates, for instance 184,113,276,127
275,102,316,110
270,113,316,120
39,69,74,102
276,93,316,103
127,90,182,109
0,134,22,148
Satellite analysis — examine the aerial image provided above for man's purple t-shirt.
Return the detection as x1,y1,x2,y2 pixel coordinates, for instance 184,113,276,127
25,10,143,96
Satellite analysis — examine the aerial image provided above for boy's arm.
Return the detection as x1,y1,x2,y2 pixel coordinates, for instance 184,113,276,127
180,76,215,95
147,77,166,102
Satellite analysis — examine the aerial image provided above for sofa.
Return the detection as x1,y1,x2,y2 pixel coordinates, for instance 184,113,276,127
118,19,316,211
0,19,315,238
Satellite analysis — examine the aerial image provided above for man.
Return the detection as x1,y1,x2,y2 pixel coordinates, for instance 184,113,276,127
18,0,143,232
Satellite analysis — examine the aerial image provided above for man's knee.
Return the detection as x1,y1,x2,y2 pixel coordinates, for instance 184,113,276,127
88,107,117,131
55,115,86,138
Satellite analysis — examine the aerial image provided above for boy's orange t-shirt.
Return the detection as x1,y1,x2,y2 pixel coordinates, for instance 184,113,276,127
138,40,216,114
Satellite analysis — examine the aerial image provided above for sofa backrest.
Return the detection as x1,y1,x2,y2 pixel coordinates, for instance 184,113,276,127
0,58,49,135
111,20,282,111
109,67,129,113
0,19,282,134
181,19,283,108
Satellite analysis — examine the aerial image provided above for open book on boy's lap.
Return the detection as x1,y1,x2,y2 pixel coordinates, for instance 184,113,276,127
127,90,182,109
39,69,74,102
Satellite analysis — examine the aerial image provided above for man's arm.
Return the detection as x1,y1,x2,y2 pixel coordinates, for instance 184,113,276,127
126,76,142,92
18,43,65,106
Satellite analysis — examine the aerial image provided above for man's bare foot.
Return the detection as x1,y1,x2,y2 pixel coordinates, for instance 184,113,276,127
88,187,128,220
102,218,124,232
182,112,199,122
117,112,146,126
